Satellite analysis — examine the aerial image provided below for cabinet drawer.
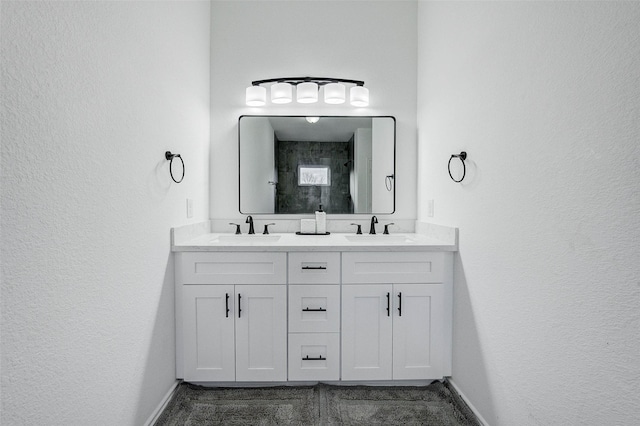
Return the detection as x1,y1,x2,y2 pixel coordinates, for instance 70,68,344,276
177,252,286,285
288,333,340,381
289,285,340,333
288,252,340,284
342,252,444,284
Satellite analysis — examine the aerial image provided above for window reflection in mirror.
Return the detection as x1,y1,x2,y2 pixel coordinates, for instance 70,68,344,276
298,165,331,186
239,116,395,215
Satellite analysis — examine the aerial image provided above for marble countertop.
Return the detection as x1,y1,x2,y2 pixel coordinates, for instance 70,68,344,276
172,232,457,252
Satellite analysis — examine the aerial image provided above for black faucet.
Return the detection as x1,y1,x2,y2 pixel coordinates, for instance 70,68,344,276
246,216,255,234
369,216,378,234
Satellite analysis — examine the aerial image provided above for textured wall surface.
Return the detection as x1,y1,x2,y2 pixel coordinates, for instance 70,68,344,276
1,1,210,424
417,2,640,425
209,0,417,222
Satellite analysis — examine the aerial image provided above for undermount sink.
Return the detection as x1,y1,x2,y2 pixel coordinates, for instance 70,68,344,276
212,235,281,244
343,235,415,244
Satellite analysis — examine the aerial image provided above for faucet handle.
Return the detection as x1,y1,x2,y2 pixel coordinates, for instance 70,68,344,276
228,223,241,235
350,223,363,234
383,223,395,235
263,223,275,235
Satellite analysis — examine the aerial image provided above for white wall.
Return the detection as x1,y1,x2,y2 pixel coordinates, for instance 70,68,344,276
417,1,640,425
372,118,395,213
210,0,417,224
239,117,275,213
354,128,373,212
1,1,210,425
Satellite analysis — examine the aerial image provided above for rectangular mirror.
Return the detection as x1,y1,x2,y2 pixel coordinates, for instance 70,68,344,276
239,116,395,215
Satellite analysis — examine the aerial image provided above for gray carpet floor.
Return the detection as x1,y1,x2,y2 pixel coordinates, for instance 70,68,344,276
155,381,480,425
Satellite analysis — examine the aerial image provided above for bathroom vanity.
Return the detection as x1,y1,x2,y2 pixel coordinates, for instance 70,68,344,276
172,228,456,385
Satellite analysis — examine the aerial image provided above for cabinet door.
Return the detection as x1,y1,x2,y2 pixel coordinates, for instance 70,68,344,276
235,285,287,381
341,284,393,381
183,285,235,381
392,284,445,380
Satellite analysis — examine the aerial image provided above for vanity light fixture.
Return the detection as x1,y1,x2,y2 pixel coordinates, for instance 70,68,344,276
245,85,267,106
271,82,293,104
350,85,370,107
246,77,369,107
324,82,346,104
297,82,319,103
306,116,320,124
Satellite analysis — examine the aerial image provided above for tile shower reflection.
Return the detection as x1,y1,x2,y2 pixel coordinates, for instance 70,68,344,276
239,116,396,215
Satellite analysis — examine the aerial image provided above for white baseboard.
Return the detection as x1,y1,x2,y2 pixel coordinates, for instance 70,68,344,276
144,380,181,426
446,378,491,426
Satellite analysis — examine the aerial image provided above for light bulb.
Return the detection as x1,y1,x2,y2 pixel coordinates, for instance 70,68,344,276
350,86,369,107
271,82,293,104
297,82,318,103
324,83,346,104
245,86,266,106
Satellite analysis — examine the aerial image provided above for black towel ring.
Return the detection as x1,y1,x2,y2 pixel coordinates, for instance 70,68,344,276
448,151,467,183
165,151,184,183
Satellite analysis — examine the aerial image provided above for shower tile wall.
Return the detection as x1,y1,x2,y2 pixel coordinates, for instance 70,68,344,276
276,139,353,214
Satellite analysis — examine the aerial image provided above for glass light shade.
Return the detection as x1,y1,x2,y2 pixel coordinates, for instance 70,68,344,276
296,82,318,103
324,83,346,104
271,82,293,104
245,86,266,106
306,116,320,124
350,86,369,107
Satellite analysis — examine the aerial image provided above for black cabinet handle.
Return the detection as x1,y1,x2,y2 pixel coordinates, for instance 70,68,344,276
302,355,326,361
225,293,230,318
301,266,327,270
397,292,402,316
302,307,327,312
238,293,242,318
386,292,390,317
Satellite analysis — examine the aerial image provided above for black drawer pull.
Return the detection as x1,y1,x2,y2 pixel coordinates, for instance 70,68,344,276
302,355,326,361
301,266,327,270
238,293,242,318
302,307,327,312
225,293,230,318
397,292,402,316
386,292,390,317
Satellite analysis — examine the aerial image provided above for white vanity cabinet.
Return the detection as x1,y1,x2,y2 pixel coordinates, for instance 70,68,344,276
177,252,287,382
175,245,453,385
341,252,451,381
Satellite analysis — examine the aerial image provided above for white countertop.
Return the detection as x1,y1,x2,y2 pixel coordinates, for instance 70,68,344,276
172,232,457,252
